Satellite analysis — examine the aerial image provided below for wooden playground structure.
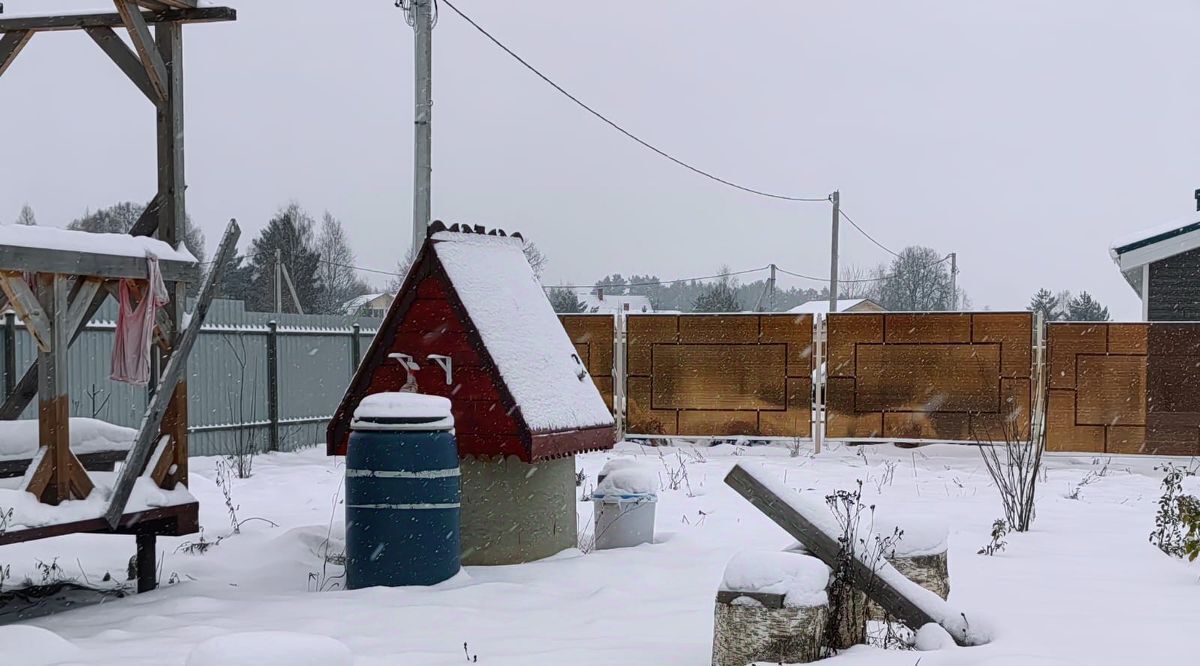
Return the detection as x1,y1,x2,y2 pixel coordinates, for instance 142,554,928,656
0,2,238,593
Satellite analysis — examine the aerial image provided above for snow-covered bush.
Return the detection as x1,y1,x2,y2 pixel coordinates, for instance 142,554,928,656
977,519,1008,556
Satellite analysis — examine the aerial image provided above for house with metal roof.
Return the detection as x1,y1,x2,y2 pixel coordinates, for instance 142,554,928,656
1111,196,1200,320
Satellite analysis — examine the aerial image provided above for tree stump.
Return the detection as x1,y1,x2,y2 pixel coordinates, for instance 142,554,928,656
867,550,950,620
712,593,828,666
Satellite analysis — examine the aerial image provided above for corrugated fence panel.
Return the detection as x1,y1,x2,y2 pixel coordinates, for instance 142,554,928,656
276,329,355,451
187,329,272,457
624,313,813,438
1046,322,1200,456
826,312,1033,442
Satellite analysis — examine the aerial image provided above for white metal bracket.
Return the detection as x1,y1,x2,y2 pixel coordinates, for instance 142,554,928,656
427,354,452,385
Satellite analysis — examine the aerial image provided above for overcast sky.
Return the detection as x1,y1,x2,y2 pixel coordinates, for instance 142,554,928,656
4,1,1199,319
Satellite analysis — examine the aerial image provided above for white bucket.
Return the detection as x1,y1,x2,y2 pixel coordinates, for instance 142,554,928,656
592,492,657,550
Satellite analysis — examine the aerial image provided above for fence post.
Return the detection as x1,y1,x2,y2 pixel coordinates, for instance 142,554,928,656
350,323,362,375
3,312,14,399
813,313,824,454
267,320,280,452
613,313,626,441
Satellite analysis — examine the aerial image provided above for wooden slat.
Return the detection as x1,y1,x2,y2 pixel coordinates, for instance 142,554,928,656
135,0,197,9
0,502,198,547
85,26,158,103
0,6,235,33
0,30,34,78
724,464,984,647
105,220,241,528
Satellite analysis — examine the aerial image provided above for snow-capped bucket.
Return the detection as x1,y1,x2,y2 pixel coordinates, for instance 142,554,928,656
346,392,459,589
591,461,658,550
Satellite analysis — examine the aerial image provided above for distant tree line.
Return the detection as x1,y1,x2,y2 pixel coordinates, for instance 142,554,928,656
1027,288,1109,322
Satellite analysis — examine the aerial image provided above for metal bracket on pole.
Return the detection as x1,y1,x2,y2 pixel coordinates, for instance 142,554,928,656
427,354,452,385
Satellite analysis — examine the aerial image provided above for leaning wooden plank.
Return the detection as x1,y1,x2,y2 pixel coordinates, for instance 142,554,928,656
104,219,241,529
86,26,158,103
0,196,162,420
723,464,989,647
114,0,169,103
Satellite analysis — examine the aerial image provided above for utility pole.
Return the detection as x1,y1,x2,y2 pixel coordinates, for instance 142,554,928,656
409,0,434,258
828,191,840,313
949,252,958,310
768,263,777,312
274,248,283,314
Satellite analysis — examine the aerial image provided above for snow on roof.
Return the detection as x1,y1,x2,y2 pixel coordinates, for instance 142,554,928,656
1110,214,1200,255
0,224,195,263
0,418,135,462
342,293,388,311
580,293,653,314
787,298,868,314
432,232,614,433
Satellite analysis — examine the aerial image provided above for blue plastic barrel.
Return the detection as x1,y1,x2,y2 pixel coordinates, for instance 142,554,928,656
346,392,459,589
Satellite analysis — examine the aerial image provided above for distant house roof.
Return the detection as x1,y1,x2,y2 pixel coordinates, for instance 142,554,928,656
580,293,653,314
342,293,388,312
787,298,883,314
1109,214,1200,294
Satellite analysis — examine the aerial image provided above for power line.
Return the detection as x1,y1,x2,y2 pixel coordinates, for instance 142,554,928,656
839,207,900,258
542,266,771,291
777,254,952,284
439,0,830,203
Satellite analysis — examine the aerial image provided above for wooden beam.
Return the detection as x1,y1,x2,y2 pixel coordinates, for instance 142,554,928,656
114,0,169,103
723,464,986,647
65,278,104,338
135,0,197,9
0,273,52,352
0,30,33,78
85,26,157,104
0,196,162,421
0,245,197,283
0,7,235,33
105,219,241,528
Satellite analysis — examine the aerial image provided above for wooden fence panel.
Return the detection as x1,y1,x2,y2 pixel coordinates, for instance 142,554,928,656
1046,322,1200,455
826,312,1032,442
559,314,615,411
624,314,812,437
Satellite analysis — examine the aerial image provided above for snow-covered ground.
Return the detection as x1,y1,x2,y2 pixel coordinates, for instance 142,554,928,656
1,441,1197,665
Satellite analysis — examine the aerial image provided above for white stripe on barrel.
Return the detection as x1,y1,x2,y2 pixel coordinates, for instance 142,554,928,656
345,468,461,479
347,503,461,510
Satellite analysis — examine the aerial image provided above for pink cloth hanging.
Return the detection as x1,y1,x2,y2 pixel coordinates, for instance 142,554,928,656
111,255,170,385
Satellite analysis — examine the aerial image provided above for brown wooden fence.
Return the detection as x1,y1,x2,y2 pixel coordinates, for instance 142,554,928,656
1045,322,1200,455
557,311,1200,455
625,314,813,437
559,314,615,411
825,312,1033,442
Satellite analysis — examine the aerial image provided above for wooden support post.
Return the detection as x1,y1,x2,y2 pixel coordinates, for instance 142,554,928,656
350,323,362,374
723,464,985,647
3,311,14,399
0,30,33,78
156,19,190,487
29,274,93,504
135,533,157,592
267,320,280,452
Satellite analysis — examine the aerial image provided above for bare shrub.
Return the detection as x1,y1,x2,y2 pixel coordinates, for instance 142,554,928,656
977,519,1008,556
973,417,1044,533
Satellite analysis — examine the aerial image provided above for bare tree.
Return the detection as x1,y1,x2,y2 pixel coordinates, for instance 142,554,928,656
14,203,36,226
315,211,370,314
876,246,953,311
838,263,876,299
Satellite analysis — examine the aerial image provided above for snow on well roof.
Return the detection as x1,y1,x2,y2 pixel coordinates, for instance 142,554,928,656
0,224,196,263
432,232,614,433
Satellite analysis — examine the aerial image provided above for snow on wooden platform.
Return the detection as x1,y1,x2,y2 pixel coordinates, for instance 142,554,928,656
0,224,194,263
0,418,136,462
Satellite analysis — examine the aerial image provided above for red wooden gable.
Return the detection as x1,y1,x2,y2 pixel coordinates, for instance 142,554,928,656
327,230,614,463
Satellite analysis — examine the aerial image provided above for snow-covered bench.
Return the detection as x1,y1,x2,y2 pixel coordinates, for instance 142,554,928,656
0,418,136,479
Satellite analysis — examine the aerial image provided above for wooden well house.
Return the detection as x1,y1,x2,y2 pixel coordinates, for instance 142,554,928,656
329,223,616,565
0,1,239,593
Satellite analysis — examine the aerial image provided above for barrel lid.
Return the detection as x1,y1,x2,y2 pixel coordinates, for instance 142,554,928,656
352,392,454,431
